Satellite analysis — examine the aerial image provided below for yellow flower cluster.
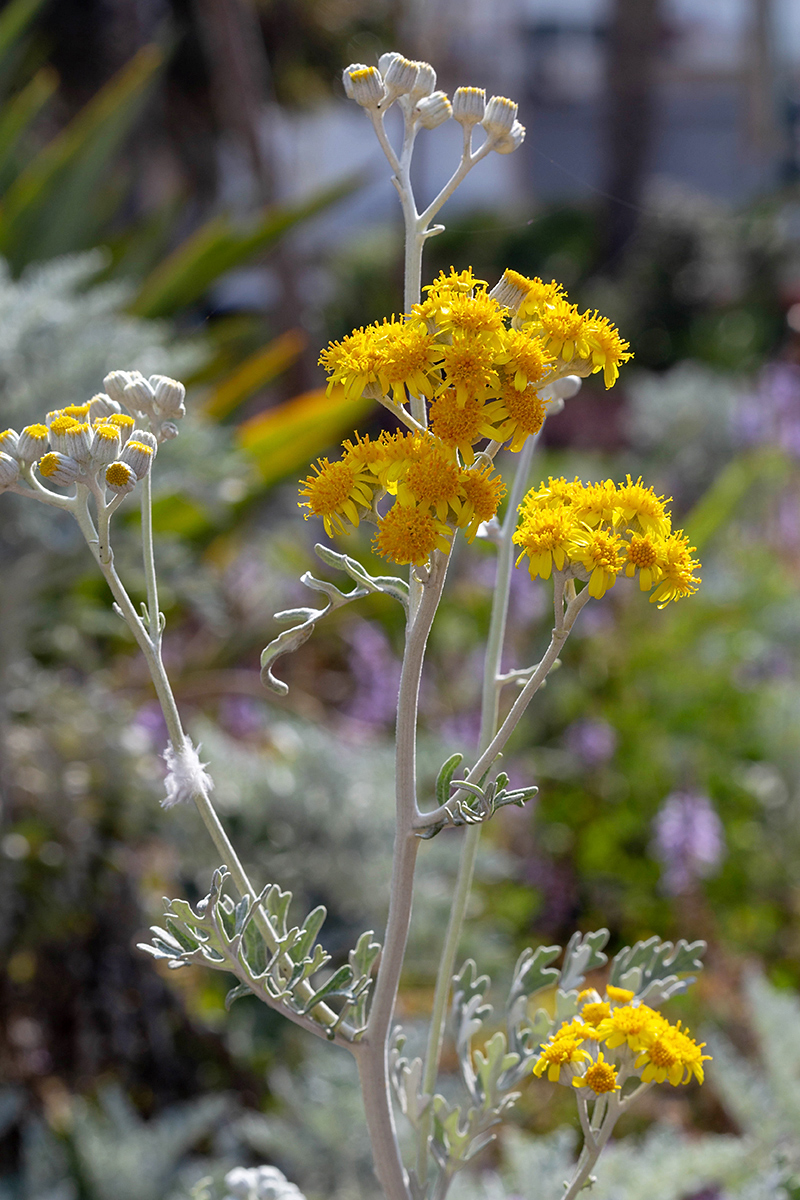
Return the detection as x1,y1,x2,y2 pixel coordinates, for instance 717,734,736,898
302,268,632,566
319,268,631,454
533,984,710,1094
513,476,701,605
299,429,505,564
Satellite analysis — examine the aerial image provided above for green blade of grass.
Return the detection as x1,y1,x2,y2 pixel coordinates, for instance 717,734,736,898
128,172,363,319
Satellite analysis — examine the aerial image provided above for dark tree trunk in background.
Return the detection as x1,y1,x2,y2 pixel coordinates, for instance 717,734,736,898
603,0,662,267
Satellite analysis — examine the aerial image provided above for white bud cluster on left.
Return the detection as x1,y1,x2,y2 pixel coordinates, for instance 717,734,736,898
0,370,185,500
342,51,524,154
223,1165,306,1200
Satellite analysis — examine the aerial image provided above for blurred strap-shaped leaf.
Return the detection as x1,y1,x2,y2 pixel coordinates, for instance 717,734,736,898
204,329,306,419
129,172,363,319
0,44,164,267
0,67,58,193
0,0,48,90
685,446,789,553
237,386,373,488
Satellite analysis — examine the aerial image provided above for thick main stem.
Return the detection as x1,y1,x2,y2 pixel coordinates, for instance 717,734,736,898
359,553,449,1200
416,439,536,1182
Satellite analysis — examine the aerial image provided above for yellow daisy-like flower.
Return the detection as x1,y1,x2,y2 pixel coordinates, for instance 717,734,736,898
397,441,462,521
455,462,506,540
582,311,634,389
580,1001,611,1027
299,456,375,537
374,502,451,566
573,1052,621,1095
605,985,636,1005
568,527,625,599
596,1003,666,1053
428,390,495,463
374,320,441,403
437,332,500,405
533,1034,591,1083
533,296,590,362
482,382,549,452
517,276,566,321
614,475,671,537
496,327,554,392
520,475,581,513
625,532,663,591
649,532,701,609
634,1022,711,1086
319,325,386,401
573,479,618,528
513,505,578,580
434,289,506,349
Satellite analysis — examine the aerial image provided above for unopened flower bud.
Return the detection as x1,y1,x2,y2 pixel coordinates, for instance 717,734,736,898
105,460,137,495
409,61,436,100
452,87,486,126
416,91,452,129
38,451,80,487
150,375,186,419
48,415,81,455
17,424,49,464
493,119,526,154
342,63,367,98
123,373,157,417
121,432,156,479
63,421,93,463
345,66,386,109
106,412,135,445
158,421,180,442
378,51,402,78
0,428,19,458
482,95,518,138
89,393,121,421
90,422,122,465
0,451,19,487
103,371,134,407
383,54,419,100
120,440,153,480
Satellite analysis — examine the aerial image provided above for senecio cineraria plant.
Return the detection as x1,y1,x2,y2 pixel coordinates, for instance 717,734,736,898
0,51,709,1200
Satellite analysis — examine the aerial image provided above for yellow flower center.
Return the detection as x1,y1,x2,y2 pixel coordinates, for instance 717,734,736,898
627,534,658,569
375,504,443,565
405,448,460,505
301,459,357,515
582,1059,618,1094
429,391,486,447
106,462,133,487
500,382,547,432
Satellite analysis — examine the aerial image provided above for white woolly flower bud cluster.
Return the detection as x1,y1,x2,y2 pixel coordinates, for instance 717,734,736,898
223,1165,306,1200
0,369,185,500
342,51,524,153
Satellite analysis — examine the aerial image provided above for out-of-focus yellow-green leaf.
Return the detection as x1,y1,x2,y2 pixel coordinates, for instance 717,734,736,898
150,494,211,538
0,0,47,89
0,66,57,191
237,387,373,488
0,44,163,268
684,447,789,552
128,172,362,320
204,329,306,419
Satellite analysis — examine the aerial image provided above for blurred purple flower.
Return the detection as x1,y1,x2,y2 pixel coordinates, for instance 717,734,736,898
652,790,724,895
131,700,167,748
736,363,800,457
565,718,617,767
220,694,264,739
344,619,401,729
